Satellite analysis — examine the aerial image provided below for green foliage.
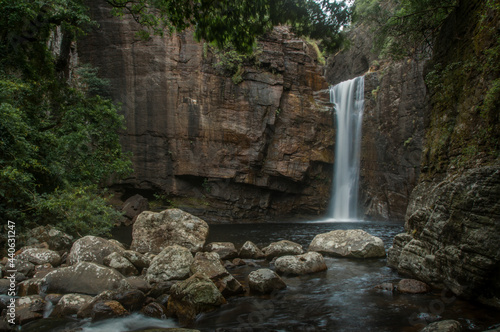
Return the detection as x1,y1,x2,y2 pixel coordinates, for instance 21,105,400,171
0,0,132,237
304,37,326,65
106,0,353,54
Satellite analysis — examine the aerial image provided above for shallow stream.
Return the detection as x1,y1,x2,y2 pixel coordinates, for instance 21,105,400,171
22,220,500,331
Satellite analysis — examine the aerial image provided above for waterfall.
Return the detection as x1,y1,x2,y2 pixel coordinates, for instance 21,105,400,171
328,76,365,221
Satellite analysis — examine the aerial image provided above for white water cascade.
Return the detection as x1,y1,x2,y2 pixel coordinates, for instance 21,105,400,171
328,76,365,221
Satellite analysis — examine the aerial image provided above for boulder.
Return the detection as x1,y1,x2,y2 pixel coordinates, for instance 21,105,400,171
131,209,209,254
262,240,304,260
22,225,73,251
16,248,61,267
9,259,35,277
126,276,152,293
420,320,463,332
274,252,327,275
77,290,118,318
140,302,168,319
41,262,132,295
238,241,265,259
204,242,238,260
146,245,194,283
308,229,386,258
122,194,149,225
122,250,151,270
114,289,147,312
167,273,226,325
247,268,287,294
15,295,46,325
68,236,124,265
18,278,43,296
103,252,139,276
396,279,431,294
50,293,93,317
190,252,244,296
91,300,129,321
33,263,54,278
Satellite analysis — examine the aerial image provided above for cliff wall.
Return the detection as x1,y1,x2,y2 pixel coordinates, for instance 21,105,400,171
78,1,334,222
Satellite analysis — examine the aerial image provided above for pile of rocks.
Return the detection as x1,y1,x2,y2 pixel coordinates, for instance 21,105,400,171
0,208,392,330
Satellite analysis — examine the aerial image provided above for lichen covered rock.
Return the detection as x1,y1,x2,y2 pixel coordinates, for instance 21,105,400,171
309,229,385,258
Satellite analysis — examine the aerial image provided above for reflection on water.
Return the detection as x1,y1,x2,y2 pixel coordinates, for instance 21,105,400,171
22,220,500,331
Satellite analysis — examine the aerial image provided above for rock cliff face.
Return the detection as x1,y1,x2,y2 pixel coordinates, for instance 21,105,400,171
78,1,334,222
326,28,426,221
388,0,500,307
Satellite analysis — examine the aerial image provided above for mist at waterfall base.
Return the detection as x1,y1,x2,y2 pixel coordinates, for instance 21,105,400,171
324,76,365,222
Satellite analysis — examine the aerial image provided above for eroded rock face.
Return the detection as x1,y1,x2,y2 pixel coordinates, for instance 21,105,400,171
308,229,385,258
131,209,209,254
78,2,334,222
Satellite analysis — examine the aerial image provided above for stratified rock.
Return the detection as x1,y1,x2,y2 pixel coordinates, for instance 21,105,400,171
131,209,209,254
22,225,74,251
50,293,93,317
247,268,286,294
68,236,124,265
274,252,327,275
146,245,194,283
15,295,46,325
122,194,149,225
420,320,463,332
387,233,413,268
204,242,238,260
396,279,431,294
16,248,61,267
91,300,129,321
166,273,226,325
190,252,244,296
103,252,139,277
41,262,131,295
309,229,386,258
238,241,265,259
262,240,304,260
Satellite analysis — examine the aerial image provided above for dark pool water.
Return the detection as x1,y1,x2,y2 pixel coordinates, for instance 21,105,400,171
21,220,500,332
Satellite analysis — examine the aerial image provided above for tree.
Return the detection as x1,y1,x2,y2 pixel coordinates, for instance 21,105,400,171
0,0,132,237
106,0,353,53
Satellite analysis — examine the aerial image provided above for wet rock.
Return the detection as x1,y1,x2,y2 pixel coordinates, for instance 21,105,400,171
146,245,194,283
91,300,128,321
0,279,12,295
50,293,93,317
76,290,117,318
247,268,287,294
122,250,151,270
68,236,124,265
22,225,74,251
15,295,46,325
397,279,431,294
114,289,146,312
274,252,327,275
420,320,463,332
309,229,386,258
262,240,304,260
103,252,139,276
232,258,246,266
122,194,149,225
131,209,209,254
204,242,238,260
387,233,413,268
126,276,152,293
167,273,226,325
16,248,61,267
41,262,131,295
238,241,265,259
140,302,168,319
190,252,244,296
18,278,43,296
374,283,395,292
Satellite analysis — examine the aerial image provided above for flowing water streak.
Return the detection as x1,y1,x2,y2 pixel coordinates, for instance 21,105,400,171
328,76,365,221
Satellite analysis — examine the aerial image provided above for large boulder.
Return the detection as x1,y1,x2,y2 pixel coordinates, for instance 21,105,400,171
167,273,226,325
262,240,304,260
247,268,286,294
122,194,149,225
41,262,132,295
146,245,194,283
50,293,93,318
68,236,124,265
131,209,209,254
103,252,139,277
14,295,46,325
190,252,244,296
16,248,61,267
308,229,386,258
238,241,265,259
274,252,327,275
